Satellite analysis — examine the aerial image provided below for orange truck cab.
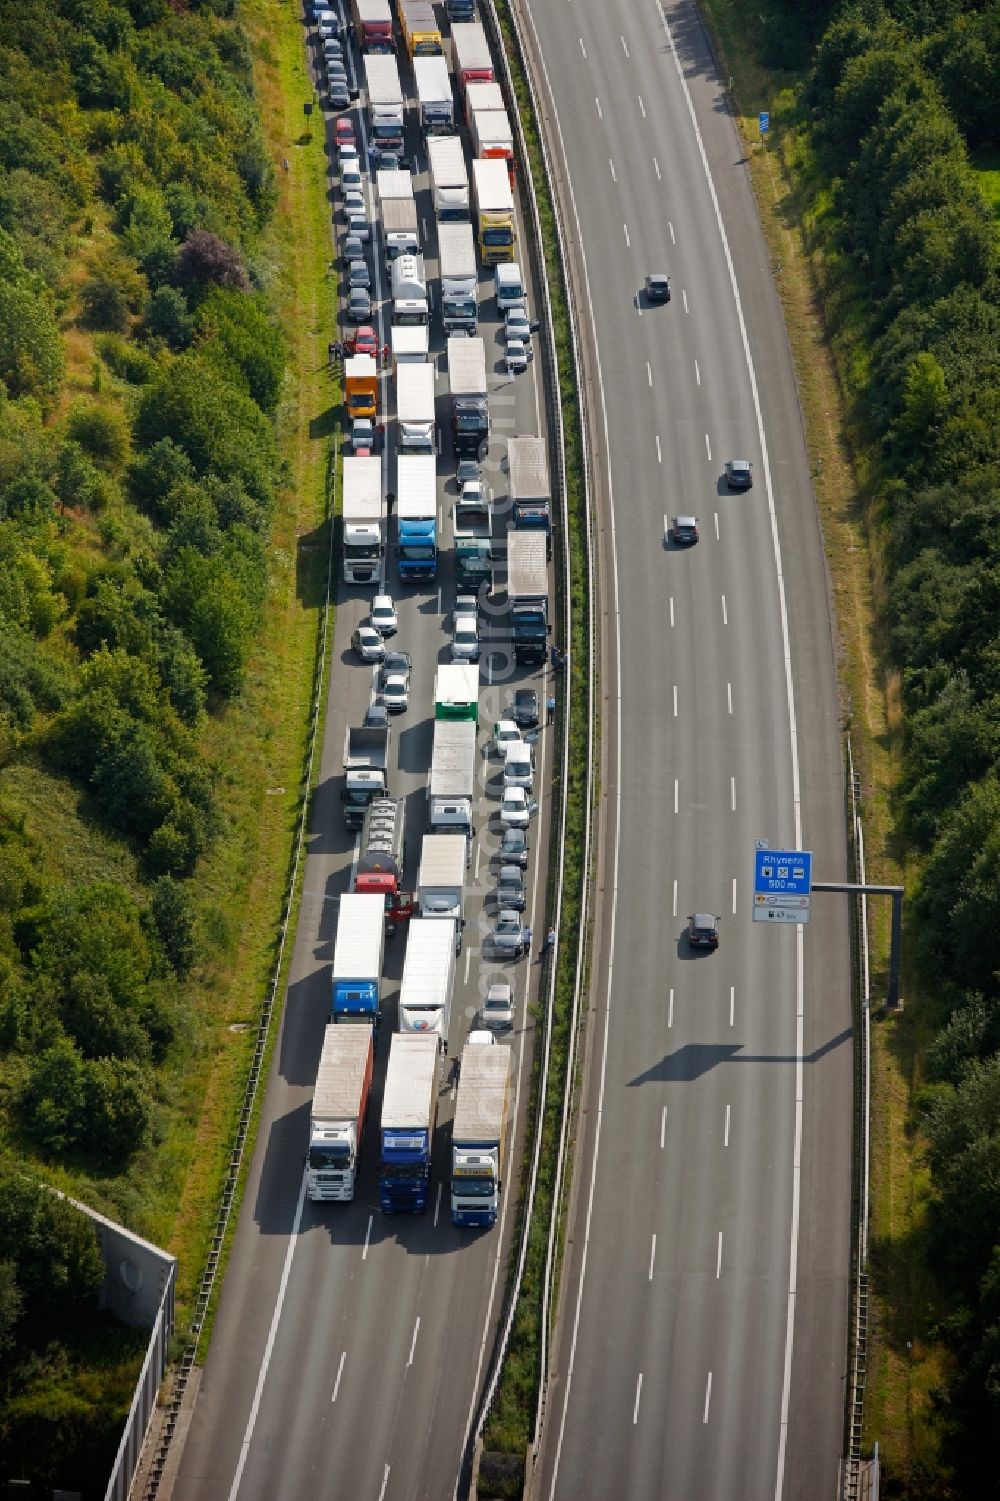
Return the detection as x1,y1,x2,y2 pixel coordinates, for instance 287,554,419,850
345,353,378,420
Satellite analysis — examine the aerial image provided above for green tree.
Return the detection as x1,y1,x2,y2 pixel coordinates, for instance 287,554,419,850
892,352,948,460
150,873,196,974
0,1166,103,1308
64,400,132,472
162,547,255,695
20,1038,88,1154
147,285,194,350
0,227,63,398
82,1056,152,1162
195,287,285,412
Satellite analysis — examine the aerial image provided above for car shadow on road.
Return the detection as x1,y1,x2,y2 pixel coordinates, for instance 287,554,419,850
627,1026,853,1086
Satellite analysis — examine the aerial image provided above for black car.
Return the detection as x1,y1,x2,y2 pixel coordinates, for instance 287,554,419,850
671,515,699,545
328,82,351,110
725,458,753,490
645,273,671,303
493,827,529,869
509,687,539,728
687,913,720,950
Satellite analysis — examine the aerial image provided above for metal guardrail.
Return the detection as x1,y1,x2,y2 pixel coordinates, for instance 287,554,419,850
467,0,597,1467
138,443,339,1500
842,736,873,1501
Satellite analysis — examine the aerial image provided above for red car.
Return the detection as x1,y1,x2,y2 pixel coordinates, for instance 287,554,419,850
347,325,378,357
334,118,356,147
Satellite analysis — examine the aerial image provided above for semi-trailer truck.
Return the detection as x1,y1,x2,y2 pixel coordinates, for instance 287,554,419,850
471,108,515,185
342,724,390,826
472,157,515,264
307,1026,374,1202
464,80,503,131
448,335,488,459
507,434,551,542
391,252,428,325
342,455,385,585
354,796,413,927
397,917,457,1046
434,663,479,721
379,1032,439,1212
396,361,436,452
428,718,476,841
398,0,441,56
506,529,549,665
351,0,393,51
449,22,494,95
428,134,470,221
364,54,404,151
345,354,378,420
417,831,466,941
414,55,453,134
395,453,437,582
453,485,492,590
331,891,385,1031
438,222,478,334
451,1042,513,1227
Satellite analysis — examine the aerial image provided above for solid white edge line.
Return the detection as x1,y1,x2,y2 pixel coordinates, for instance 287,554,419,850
654,5,806,1494
227,1174,307,1500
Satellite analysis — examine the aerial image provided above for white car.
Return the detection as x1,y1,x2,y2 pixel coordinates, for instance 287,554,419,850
481,980,514,1030
460,478,487,508
370,594,398,637
352,624,385,662
380,671,409,713
451,613,480,663
466,1028,497,1045
492,718,522,756
343,189,366,217
504,305,534,344
347,212,371,242
505,338,532,375
339,165,364,196
502,741,534,792
499,787,536,829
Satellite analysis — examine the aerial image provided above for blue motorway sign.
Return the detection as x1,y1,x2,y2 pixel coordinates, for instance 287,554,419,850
759,111,770,135
753,847,812,924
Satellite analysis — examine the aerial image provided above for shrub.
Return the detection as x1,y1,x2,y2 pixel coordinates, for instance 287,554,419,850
176,228,249,295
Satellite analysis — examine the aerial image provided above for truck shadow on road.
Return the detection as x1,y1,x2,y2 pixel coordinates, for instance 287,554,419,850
627,1026,852,1085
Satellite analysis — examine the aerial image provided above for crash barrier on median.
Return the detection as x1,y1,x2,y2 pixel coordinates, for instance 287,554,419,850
467,0,598,1484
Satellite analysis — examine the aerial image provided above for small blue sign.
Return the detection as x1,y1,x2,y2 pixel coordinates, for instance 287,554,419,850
759,111,770,135
754,848,811,897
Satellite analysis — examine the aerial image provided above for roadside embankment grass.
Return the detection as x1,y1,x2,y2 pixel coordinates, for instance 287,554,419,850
164,0,338,1337
697,0,942,1481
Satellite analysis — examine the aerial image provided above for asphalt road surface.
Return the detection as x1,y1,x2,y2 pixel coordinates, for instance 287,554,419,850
520,0,852,1497
170,13,558,1500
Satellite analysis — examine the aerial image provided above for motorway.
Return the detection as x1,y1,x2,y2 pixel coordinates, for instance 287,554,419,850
170,12,557,1501
520,0,853,1498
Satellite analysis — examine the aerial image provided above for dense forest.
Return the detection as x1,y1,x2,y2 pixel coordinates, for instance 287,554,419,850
0,0,289,1486
756,0,1000,1492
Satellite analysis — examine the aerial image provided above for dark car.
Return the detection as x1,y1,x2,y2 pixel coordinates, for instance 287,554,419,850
493,826,528,869
687,913,720,950
725,458,753,490
645,273,671,302
328,81,351,110
347,287,372,323
509,687,539,728
363,702,391,730
671,515,699,545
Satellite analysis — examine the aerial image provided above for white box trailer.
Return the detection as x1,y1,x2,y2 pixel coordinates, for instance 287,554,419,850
396,453,437,521
364,54,404,150
397,917,458,1048
395,361,436,452
447,335,487,400
438,221,478,334
342,455,385,585
377,168,414,202
428,718,476,838
414,55,454,134
417,831,466,932
381,197,419,263
307,1026,375,1202
391,324,430,363
451,1042,513,1227
464,80,503,130
428,133,470,221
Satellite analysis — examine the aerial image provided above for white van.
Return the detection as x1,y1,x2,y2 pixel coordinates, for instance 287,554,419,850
502,740,534,792
495,261,524,312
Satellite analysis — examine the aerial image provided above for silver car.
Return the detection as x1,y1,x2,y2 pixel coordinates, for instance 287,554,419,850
370,593,398,637
481,980,514,1030
352,624,385,662
495,865,526,912
451,613,480,662
491,910,528,958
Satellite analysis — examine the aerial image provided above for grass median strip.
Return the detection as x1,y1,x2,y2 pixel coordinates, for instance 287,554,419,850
479,0,592,1486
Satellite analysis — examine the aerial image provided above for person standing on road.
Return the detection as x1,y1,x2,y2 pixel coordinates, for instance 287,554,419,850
523,925,533,958
546,693,556,725
543,927,556,957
